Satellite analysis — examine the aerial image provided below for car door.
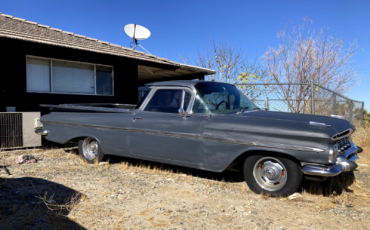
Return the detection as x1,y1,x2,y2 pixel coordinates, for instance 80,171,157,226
129,87,202,164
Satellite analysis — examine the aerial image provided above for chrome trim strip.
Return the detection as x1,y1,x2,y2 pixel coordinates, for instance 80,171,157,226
302,164,343,177
39,104,135,114
131,129,201,140
43,121,131,131
203,136,324,152
42,121,201,140
35,128,48,136
332,129,353,141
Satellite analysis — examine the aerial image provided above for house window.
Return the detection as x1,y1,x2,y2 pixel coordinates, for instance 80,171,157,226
26,56,113,95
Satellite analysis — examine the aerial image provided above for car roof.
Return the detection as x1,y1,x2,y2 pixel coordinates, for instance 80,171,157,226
145,80,235,88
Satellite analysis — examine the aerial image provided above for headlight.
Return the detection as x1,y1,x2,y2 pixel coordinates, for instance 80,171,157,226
329,144,339,163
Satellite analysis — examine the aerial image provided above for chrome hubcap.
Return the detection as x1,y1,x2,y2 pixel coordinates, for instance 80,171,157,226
82,137,98,160
253,157,287,191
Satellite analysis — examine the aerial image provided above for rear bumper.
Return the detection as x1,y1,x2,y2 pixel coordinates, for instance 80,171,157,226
35,128,48,136
302,141,359,177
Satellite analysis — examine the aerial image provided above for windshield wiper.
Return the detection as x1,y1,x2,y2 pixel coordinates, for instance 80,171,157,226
237,106,249,115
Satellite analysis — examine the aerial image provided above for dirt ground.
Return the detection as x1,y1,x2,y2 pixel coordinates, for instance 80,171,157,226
1,148,370,230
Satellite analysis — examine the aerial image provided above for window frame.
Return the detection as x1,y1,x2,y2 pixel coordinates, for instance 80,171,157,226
26,55,114,96
140,87,195,114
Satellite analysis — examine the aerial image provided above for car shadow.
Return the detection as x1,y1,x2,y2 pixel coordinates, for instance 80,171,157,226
301,172,356,196
0,176,86,230
107,154,245,183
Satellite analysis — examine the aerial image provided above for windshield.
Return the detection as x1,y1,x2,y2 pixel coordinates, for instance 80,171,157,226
193,82,259,114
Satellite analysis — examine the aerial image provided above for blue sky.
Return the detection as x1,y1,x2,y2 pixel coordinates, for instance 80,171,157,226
1,0,369,110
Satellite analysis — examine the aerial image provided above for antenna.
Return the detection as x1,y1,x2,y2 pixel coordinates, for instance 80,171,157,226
124,24,151,53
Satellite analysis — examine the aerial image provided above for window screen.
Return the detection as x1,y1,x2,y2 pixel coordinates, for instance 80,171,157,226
26,58,50,92
26,56,113,95
52,61,95,94
144,89,182,113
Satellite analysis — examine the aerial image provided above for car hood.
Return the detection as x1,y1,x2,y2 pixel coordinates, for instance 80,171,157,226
241,110,354,134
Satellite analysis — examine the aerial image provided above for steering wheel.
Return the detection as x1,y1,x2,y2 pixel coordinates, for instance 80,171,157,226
215,101,228,110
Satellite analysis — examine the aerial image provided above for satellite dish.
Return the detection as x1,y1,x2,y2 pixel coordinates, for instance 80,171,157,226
124,24,151,40
124,24,151,52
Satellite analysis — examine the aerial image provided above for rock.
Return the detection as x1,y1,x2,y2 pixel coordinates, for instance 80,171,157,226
288,193,302,200
99,162,107,165
251,210,258,215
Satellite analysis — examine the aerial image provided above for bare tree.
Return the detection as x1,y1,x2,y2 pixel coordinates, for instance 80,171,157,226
261,17,359,113
190,38,267,99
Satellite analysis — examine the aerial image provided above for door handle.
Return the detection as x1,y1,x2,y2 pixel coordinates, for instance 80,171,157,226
132,117,143,122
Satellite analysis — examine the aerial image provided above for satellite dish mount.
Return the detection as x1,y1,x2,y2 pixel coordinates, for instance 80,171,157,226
130,24,139,50
124,24,151,53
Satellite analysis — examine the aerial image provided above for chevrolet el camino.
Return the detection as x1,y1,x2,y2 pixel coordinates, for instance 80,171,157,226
36,80,362,197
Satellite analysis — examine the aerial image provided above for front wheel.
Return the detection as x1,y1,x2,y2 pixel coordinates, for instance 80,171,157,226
243,155,302,197
78,137,106,164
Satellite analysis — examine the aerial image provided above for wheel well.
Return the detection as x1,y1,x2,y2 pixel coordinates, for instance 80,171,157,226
67,136,87,144
226,150,301,171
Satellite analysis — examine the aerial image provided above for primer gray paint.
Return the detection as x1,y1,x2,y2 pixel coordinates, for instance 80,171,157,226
39,80,355,172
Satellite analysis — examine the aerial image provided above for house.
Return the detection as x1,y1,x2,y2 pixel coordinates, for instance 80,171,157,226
0,13,215,149
0,13,215,114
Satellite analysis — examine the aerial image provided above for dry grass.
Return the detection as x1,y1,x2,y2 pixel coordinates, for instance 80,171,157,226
351,123,370,164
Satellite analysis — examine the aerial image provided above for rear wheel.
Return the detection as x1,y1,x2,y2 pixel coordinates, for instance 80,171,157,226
78,137,106,164
243,155,302,197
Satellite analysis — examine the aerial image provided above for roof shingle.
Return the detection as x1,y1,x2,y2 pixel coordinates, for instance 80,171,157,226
0,13,215,75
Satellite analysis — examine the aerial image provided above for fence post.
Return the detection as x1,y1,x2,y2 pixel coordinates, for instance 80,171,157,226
333,94,337,115
267,97,270,111
349,100,353,122
311,80,315,115
362,102,365,125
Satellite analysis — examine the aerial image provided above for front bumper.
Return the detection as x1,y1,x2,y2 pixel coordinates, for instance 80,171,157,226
302,141,359,177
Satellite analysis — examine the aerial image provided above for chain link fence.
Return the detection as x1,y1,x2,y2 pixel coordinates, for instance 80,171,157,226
236,81,364,123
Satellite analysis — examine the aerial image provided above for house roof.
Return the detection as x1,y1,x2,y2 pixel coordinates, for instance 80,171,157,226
146,80,235,87
0,13,216,77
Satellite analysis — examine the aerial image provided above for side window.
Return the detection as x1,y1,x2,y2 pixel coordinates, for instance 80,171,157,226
192,95,210,114
183,91,191,111
144,89,183,113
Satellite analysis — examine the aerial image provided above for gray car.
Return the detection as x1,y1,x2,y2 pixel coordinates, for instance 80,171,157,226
36,80,361,197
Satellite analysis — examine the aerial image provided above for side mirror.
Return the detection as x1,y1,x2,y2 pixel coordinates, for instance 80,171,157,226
178,108,187,118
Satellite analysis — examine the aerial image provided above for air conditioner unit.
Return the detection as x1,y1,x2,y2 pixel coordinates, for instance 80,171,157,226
0,112,41,150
